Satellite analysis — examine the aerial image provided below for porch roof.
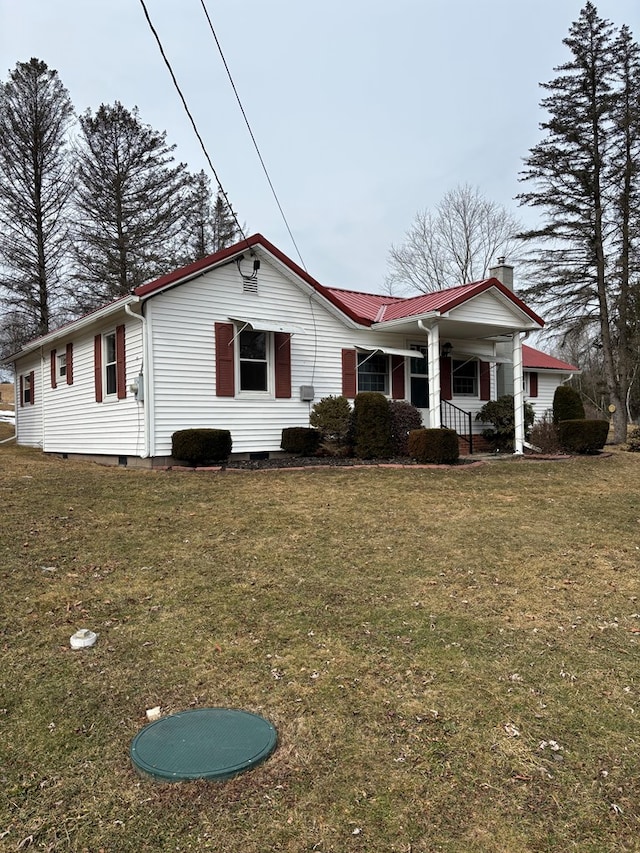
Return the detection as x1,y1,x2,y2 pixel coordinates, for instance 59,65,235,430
325,280,544,327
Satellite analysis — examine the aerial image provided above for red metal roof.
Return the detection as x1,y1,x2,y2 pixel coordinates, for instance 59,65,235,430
326,278,544,326
134,234,544,328
522,344,578,371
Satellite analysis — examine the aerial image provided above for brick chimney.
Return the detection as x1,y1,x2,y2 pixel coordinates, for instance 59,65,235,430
489,257,514,291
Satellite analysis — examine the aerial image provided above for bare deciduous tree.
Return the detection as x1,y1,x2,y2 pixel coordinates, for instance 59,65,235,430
386,184,522,293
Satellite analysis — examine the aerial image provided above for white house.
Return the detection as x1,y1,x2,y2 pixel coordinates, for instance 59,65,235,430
10,233,578,465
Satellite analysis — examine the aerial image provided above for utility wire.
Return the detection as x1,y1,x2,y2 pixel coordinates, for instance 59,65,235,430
138,0,248,246
198,0,308,272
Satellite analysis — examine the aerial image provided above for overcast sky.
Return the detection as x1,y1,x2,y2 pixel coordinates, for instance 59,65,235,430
2,0,639,293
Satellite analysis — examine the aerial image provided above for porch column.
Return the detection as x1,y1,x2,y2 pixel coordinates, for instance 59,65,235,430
512,333,524,454
427,323,440,429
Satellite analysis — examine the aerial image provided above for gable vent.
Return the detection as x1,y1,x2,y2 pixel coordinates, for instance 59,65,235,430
243,278,258,294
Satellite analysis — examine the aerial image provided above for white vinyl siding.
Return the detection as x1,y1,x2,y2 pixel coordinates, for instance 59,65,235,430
15,322,144,456
449,291,530,328
146,258,429,455
528,372,572,422
14,357,41,447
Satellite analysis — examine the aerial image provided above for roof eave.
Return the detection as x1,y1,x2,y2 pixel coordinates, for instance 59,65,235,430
9,295,139,362
371,311,442,331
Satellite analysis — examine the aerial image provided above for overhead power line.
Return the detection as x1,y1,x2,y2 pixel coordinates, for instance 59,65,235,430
138,0,247,245
198,0,307,272
139,0,307,272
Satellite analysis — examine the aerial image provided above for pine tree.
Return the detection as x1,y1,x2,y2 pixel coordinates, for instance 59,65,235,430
71,102,191,310
181,172,242,263
518,2,640,442
182,170,214,261
0,58,74,354
211,188,242,252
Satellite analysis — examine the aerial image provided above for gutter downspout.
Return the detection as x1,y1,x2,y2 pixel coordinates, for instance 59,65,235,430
39,346,45,450
124,303,150,458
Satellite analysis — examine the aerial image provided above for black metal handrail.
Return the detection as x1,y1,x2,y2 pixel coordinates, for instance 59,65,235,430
440,399,473,454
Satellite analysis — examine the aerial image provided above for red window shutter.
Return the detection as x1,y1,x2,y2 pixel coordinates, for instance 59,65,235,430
50,350,57,389
479,360,490,401
215,322,235,396
342,349,357,399
529,371,538,398
116,325,126,399
94,334,103,403
66,342,74,385
29,370,35,405
440,356,452,401
391,355,405,399
274,332,292,399
19,374,24,407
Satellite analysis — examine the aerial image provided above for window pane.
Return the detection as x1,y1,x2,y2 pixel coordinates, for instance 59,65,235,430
240,361,267,391
105,333,116,364
106,363,117,396
410,346,428,375
452,359,477,395
357,353,388,393
239,331,266,360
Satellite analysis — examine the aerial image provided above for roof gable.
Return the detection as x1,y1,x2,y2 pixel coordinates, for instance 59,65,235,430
326,279,544,327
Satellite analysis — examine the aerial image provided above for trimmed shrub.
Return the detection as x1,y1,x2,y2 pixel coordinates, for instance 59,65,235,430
625,426,640,452
352,392,393,459
476,395,535,450
553,384,585,424
557,419,609,454
172,428,232,464
389,400,423,456
281,427,321,455
408,428,459,464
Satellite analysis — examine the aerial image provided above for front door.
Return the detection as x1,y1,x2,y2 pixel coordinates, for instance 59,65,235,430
409,344,429,426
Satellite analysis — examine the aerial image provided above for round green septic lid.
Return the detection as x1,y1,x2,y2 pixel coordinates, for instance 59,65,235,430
130,708,277,782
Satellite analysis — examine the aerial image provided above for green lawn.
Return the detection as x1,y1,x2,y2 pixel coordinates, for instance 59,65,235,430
1,444,639,852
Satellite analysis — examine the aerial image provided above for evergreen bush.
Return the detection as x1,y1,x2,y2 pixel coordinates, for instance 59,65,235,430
408,428,459,464
281,427,321,455
553,384,585,423
625,426,640,452
389,400,423,456
171,428,232,464
475,395,535,450
557,419,609,453
309,395,353,454
352,392,393,459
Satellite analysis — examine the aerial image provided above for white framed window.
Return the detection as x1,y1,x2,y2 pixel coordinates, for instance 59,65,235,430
239,329,269,392
22,373,32,405
58,352,67,380
104,331,117,396
452,359,478,396
357,352,389,394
